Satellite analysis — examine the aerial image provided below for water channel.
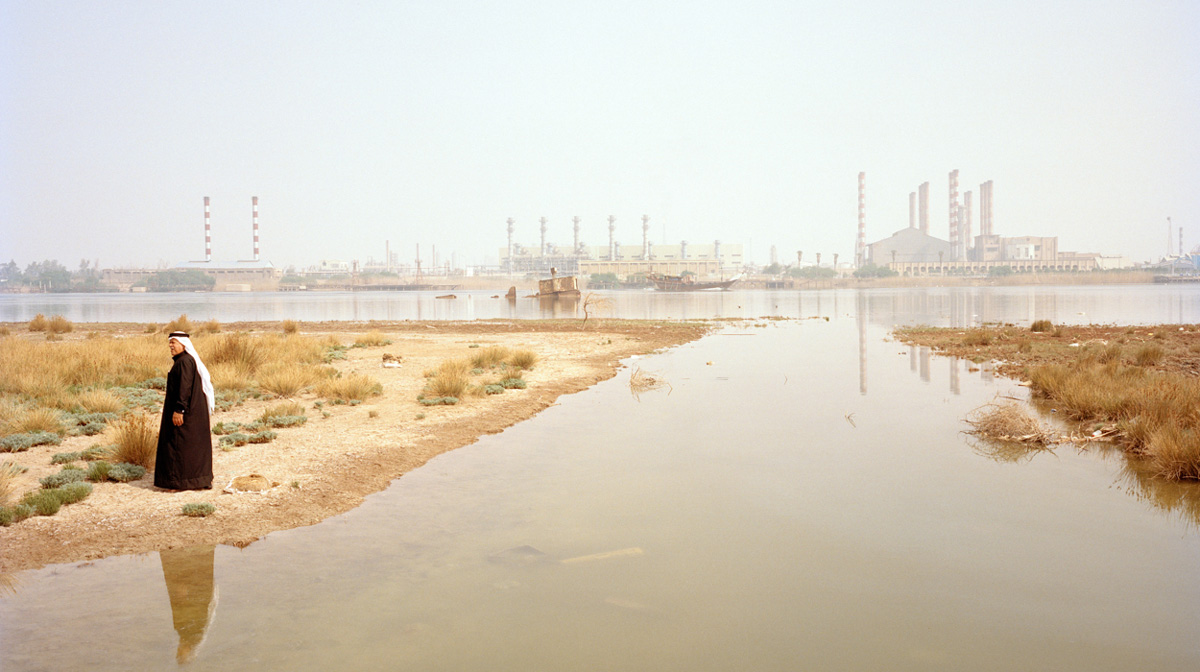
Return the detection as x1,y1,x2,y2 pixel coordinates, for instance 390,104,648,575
2,286,1199,670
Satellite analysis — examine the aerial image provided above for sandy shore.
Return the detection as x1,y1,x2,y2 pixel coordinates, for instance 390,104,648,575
0,319,710,573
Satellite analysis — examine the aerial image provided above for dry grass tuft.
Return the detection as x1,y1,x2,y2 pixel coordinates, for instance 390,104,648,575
261,401,306,423
282,320,300,334
73,389,125,414
316,373,383,401
256,363,319,397
110,413,157,468
508,349,538,370
207,361,256,391
355,331,391,347
966,400,1051,444
1030,319,1054,333
1147,424,1200,480
470,346,511,369
162,314,195,334
47,316,73,334
198,319,221,334
0,461,24,508
1134,343,1165,366
427,359,471,398
28,314,49,332
3,407,64,436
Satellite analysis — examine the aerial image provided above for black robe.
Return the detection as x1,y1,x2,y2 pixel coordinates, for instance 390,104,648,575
155,351,213,490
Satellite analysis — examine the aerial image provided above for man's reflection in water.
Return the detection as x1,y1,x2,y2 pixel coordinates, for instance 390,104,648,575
159,545,217,664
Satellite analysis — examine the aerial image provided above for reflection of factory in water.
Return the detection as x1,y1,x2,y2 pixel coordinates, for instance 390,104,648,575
855,290,995,397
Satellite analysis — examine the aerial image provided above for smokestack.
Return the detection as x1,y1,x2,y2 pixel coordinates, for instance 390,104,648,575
980,180,994,237
539,217,547,256
816,252,821,267
608,215,616,261
963,191,973,257
909,192,916,229
681,240,688,259
203,196,212,262
252,196,260,261
856,172,866,268
714,240,722,269
642,215,651,260
919,182,929,234
949,170,960,260
572,216,580,255
506,218,515,273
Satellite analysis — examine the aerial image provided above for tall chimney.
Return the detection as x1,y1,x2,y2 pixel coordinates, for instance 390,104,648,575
909,192,917,229
506,218,515,272
642,215,651,260
918,182,929,234
949,169,960,260
252,196,260,261
572,216,580,254
539,217,547,256
608,215,616,261
714,240,722,269
980,180,994,236
856,172,866,268
681,240,688,260
963,191,973,257
203,196,212,262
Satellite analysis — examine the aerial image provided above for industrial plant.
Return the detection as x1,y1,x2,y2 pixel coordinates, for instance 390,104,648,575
102,197,282,291
498,215,743,280
856,171,1113,275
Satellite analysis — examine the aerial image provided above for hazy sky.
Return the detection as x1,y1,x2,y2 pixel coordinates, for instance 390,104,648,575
2,1,1197,269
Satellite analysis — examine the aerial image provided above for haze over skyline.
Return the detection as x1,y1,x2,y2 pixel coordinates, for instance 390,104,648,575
2,1,1197,270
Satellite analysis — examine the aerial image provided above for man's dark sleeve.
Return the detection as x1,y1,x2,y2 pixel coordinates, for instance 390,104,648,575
174,355,195,415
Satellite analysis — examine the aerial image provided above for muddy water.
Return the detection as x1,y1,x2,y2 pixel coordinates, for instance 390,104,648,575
3,297,1200,669
3,283,1200,324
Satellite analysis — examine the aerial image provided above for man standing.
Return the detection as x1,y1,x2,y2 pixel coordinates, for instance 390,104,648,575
155,331,214,490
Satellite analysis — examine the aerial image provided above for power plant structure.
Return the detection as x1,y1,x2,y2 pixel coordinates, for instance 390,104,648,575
861,172,1099,275
498,216,743,279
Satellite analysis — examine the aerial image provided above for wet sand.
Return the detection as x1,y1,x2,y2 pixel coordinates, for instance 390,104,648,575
0,320,709,573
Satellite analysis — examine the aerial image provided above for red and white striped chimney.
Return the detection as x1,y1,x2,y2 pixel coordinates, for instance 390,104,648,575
204,196,212,262
252,196,260,261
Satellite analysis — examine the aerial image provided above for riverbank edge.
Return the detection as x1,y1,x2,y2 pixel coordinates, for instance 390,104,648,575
0,319,713,574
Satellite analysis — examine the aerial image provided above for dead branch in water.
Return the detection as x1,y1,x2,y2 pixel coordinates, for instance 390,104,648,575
629,367,671,400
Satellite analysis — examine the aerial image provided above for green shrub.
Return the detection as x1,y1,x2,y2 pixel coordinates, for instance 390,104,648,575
22,489,62,515
219,433,250,448
2,431,63,452
181,502,215,517
418,396,459,406
40,467,86,489
108,463,146,482
484,384,505,395
247,430,277,444
86,461,112,482
262,414,306,428
57,481,92,504
499,378,527,390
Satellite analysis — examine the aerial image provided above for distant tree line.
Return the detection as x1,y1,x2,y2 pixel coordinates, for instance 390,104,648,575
0,259,111,293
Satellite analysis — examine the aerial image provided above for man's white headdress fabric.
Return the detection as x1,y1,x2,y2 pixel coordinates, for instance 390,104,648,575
168,331,215,414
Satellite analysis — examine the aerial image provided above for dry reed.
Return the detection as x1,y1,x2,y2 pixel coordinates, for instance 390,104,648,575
965,400,1051,445
110,413,157,468
355,331,391,347
470,346,511,369
0,461,24,508
508,349,538,370
629,367,671,400
316,373,383,401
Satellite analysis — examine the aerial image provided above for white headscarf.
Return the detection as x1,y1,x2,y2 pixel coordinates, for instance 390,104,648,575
168,332,215,414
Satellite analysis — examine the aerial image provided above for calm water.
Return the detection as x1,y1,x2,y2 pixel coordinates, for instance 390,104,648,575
3,283,1200,325
2,287,1200,670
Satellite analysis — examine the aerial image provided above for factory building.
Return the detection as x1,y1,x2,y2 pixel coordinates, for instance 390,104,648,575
104,197,281,291
861,174,1096,275
498,216,742,276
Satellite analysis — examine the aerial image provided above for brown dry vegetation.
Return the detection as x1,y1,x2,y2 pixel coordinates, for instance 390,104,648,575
897,323,1200,480
0,318,709,572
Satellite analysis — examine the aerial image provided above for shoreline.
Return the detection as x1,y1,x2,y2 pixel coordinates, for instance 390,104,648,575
0,319,710,574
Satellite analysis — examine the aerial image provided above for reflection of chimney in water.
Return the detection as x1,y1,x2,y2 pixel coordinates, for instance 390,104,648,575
857,292,867,395
920,346,931,382
950,356,961,395
981,361,994,382
910,345,917,371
